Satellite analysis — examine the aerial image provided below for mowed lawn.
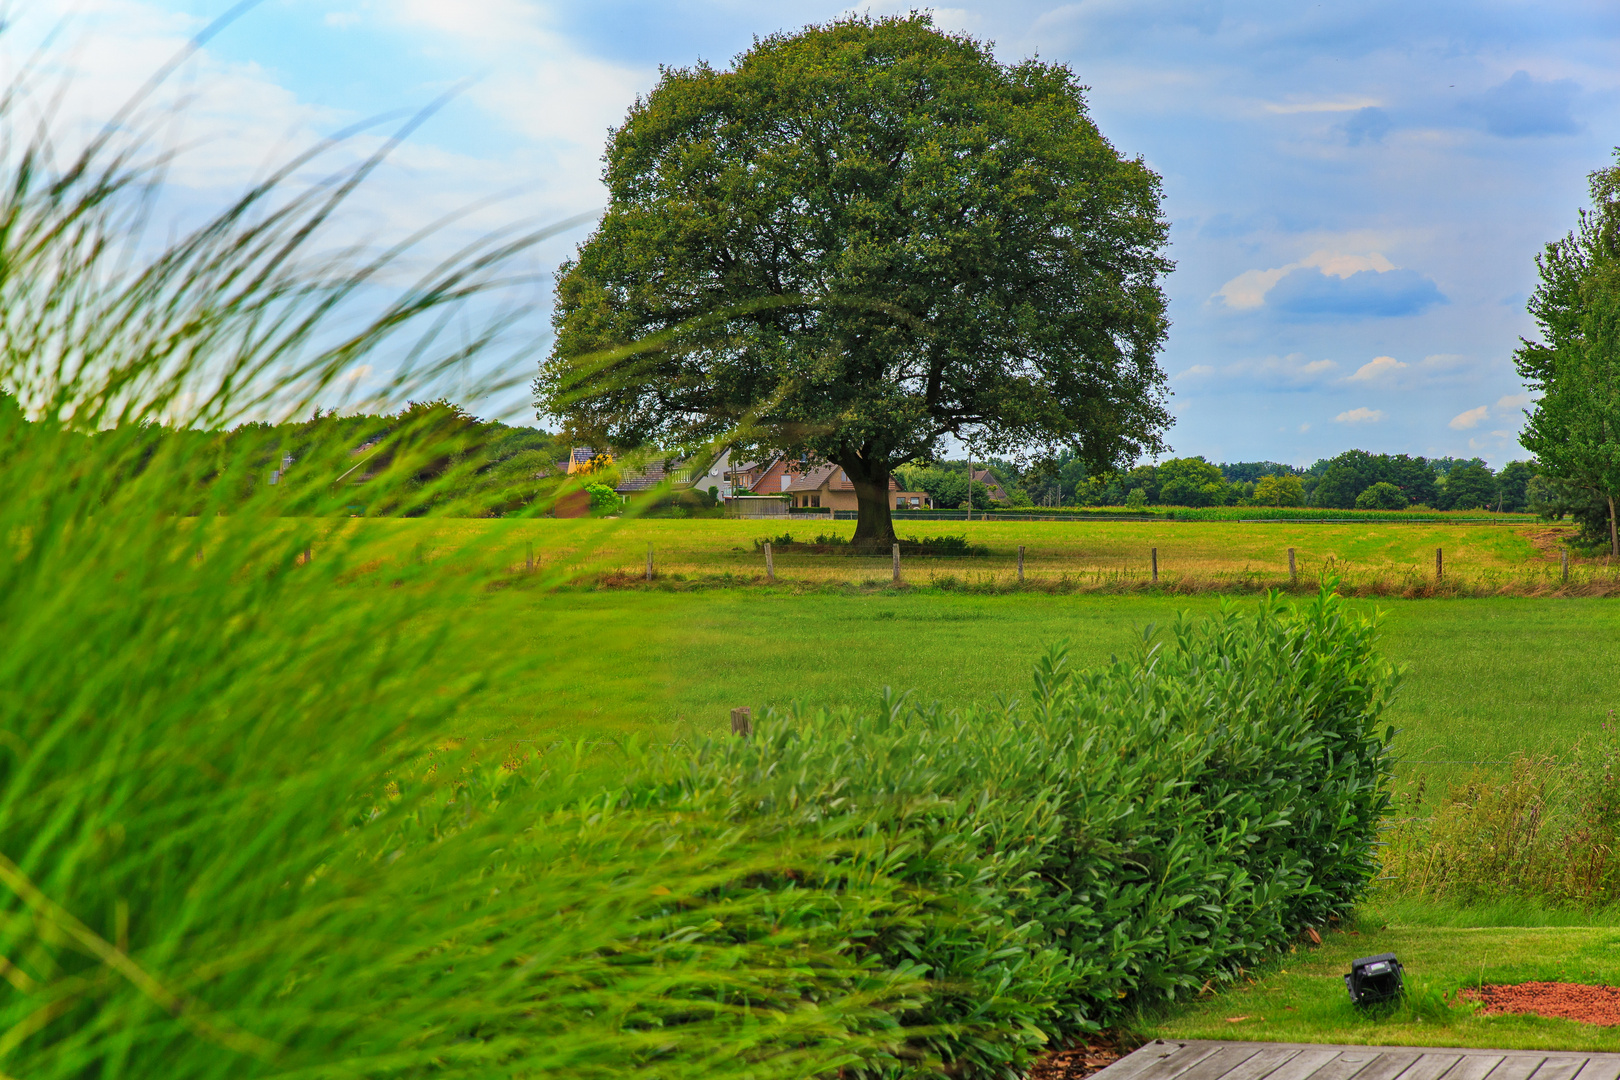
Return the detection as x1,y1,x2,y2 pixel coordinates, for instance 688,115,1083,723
318,516,1583,589
443,585,1618,791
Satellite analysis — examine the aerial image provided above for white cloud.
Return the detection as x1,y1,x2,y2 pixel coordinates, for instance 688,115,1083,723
1335,407,1385,424
1419,353,1470,369
1346,355,1407,382
1496,392,1532,410
1264,97,1383,114
1176,364,1216,378
1298,423,1311,433
1449,405,1489,430
1222,353,1338,384
324,12,361,28
1214,250,1396,309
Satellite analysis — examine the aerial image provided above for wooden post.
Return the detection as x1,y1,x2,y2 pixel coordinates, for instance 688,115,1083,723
1151,547,1158,583
646,544,654,581
892,542,901,583
526,541,535,573
730,706,752,737
1288,547,1297,585
1562,550,1570,583
303,544,312,566
1435,546,1443,582
764,542,775,581
1018,545,1025,584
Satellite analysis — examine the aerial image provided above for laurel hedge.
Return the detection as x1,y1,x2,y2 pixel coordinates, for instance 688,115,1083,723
612,588,1399,1077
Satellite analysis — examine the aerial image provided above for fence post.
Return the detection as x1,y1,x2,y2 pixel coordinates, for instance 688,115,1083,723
526,541,535,573
646,544,654,581
1151,547,1158,583
892,542,901,584
764,542,775,581
730,706,752,737
1018,545,1025,584
303,544,312,566
1562,550,1570,583
1288,547,1297,585
1435,546,1443,582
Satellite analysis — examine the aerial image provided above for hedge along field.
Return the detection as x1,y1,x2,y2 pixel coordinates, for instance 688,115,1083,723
290,516,1608,595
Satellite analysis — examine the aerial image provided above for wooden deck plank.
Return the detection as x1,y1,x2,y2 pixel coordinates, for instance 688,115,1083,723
1530,1060,1590,1080
1400,1055,1465,1080
1263,1049,1356,1080
1090,1044,1620,1080
1351,1051,1424,1080
1296,1049,1381,1080
1220,1048,1308,1080
1100,1042,1221,1080
1483,1056,1548,1080
1173,1044,1267,1080
1440,1055,1506,1080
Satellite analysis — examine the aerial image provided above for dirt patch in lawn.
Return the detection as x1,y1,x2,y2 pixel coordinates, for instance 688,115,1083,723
1461,982,1620,1026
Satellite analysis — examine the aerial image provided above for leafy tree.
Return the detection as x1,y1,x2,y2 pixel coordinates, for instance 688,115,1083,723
1518,152,1620,555
1309,450,1436,508
1157,456,1228,506
538,15,1173,543
1436,461,1498,511
1530,473,1614,545
1496,460,1536,512
1252,474,1305,507
1354,481,1406,510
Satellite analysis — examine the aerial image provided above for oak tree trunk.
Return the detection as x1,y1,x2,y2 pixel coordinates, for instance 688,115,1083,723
841,455,896,546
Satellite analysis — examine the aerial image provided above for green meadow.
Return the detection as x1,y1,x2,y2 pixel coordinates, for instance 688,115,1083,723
429,553,1618,793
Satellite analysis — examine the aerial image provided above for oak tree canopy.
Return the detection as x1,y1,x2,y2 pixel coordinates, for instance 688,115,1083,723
537,14,1174,540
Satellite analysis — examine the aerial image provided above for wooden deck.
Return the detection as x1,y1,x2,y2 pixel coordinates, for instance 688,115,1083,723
1095,1041,1620,1080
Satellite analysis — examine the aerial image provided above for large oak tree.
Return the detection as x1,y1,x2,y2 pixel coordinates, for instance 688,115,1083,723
537,14,1173,541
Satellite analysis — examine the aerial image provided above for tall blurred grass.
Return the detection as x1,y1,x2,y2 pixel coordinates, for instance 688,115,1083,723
0,24,932,1078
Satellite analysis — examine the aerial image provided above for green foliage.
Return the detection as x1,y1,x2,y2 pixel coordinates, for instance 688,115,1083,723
1253,474,1306,507
1125,486,1148,510
1156,456,1230,506
1435,461,1498,511
1311,450,1439,509
1518,150,1620,555
1497,460,1536,513
540,13,1173,540
586,481,621,513
633,589,1397,1077
1355,481,1408,510
895,465,993,510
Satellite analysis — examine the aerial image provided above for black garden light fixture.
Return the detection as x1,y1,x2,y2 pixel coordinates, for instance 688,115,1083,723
1345,953,1405,1007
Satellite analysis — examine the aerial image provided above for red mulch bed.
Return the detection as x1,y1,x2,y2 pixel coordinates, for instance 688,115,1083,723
1460,982,1620,1026
1027,1035,1131,1080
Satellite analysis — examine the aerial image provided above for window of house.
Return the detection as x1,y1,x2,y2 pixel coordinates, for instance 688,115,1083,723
910,497,920,508
896,498,906,510
811,495,820,507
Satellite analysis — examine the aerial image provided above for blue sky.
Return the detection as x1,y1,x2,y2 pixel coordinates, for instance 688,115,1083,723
22,0,1620,465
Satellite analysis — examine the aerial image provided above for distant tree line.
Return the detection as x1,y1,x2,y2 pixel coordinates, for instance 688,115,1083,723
1,392,568,517
904,448,1541,513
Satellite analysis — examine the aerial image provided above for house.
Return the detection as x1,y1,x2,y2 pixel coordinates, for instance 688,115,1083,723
784,464,932,512
970,468,1010,504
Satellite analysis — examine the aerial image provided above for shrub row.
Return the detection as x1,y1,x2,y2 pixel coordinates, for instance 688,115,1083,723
606,588,1398,1077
